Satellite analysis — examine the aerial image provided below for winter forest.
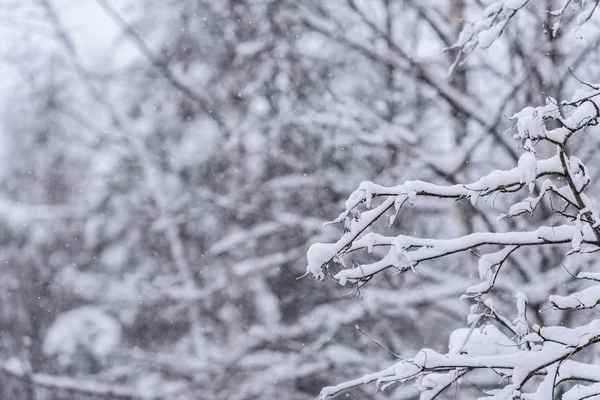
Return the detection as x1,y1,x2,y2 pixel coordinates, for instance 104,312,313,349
3,0,600,399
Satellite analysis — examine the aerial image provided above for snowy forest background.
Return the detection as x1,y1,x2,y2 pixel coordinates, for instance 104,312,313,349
2,0,600,399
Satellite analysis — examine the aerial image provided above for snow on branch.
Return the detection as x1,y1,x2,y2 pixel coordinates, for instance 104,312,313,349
307,82,600,398
448,0,530,73
306,152,566,281
318,320,600,400
449,1,600,74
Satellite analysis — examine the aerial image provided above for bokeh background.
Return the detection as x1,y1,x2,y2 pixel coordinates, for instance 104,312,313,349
0,1,599,399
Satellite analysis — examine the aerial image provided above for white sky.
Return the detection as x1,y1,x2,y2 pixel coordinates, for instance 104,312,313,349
0,0,141,174
58,0,141,70
0,0,140,85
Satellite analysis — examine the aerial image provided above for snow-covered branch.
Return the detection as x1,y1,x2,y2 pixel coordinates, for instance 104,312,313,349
308,79,600,398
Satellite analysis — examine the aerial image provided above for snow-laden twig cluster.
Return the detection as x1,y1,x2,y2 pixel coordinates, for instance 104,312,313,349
448,0,600,74
308,84,600,399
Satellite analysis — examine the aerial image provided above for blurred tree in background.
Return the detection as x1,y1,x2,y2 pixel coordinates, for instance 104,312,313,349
0,1,599,399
